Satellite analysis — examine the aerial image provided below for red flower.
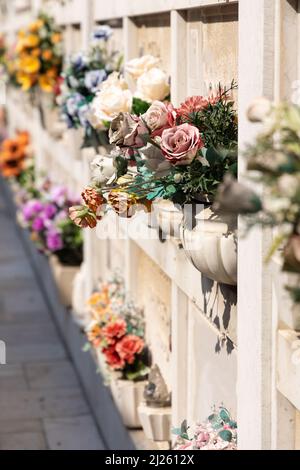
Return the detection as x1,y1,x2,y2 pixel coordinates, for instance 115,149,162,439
103,319,127,345
176,95,219,120
116,334,144,364
103,345,125,370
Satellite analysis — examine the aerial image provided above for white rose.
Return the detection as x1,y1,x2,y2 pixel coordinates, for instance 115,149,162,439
88,86,133,127
136,68,170,102
247,97,272,123
125,55,160,79
101,72,129,91
90,155,115,185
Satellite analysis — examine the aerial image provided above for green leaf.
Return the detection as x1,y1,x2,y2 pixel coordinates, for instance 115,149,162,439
219,408,231,423
82,343,91,352
132,97,151,115
218,430,233,442
181,419,188,436
172,427,182,436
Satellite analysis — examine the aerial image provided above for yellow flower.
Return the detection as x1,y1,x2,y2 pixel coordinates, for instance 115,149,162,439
42,49,53,61
18,29,26,39
29,19,44,33
51,33,62,44
16,72,35,91
19,56,41,74
15,39,26,54
24,34,40,48
38,75,55,93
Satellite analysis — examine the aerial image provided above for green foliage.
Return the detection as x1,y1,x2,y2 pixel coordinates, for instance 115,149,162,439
132,97,151,116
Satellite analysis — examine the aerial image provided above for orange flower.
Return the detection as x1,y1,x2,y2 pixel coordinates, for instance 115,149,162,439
42,49,53,61
29,19,44,33
51,32,62,44
81,187,105,214
24,34,40,48
31,48,41,57
16,131,30,147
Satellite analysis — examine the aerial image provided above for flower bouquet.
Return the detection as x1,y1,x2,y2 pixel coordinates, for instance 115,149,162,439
19,183,83,306
86,273,150,428
173,407,237,450
20,183,83,265
215,98,300,300
58,25,122,149
15,13,63,94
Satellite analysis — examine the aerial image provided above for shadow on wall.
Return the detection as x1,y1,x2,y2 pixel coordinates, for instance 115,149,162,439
201,275,237,355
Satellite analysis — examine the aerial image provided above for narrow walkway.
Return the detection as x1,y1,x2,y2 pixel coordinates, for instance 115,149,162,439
0,186,105,450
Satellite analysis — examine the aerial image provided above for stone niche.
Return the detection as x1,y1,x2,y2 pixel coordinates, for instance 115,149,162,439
185,302,237,424
135,247,172,389
96,18,124,56
185,3,238,99
131,13,171,75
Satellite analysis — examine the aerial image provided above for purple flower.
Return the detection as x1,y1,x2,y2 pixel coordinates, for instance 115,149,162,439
92,25,112,42
22,200,43,221
43,204,57,220
84,70,107,93
49,186,67,207
32,217,45,232
66,93,85,117
46,230,63,252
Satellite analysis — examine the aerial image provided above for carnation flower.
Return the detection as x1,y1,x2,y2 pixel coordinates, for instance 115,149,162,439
81,187,105,214
177,95,219,121
103,345,125,370
108,190,138,218
69,205,98,228
115,334,144,364
103,319,127,344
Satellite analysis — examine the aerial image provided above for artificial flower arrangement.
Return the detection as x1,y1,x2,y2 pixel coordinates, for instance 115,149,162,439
0,33,7,82
58,25,122,149
0,131,31,179
214,98,300,302
86,272,150,382
173,406,237,450
69,81,237,229
19,182,83,266
88,54,170,131
14,12,63,94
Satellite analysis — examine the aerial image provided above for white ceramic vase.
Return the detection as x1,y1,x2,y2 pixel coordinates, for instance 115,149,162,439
153,200,183,238
110,378,146,429
49,255,80,308
138,403,172,442
180,206,237,285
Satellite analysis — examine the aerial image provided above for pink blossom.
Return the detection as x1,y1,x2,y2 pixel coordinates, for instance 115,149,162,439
161,123,203,166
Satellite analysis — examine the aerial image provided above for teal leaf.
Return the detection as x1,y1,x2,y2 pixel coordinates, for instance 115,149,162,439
219,408,231,423
218,430,233,442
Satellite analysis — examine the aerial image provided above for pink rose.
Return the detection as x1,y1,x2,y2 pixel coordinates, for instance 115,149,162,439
161,123,203,165
142,101,175,137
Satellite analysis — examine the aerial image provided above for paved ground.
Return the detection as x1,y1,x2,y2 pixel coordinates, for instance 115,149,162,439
0,187,105,450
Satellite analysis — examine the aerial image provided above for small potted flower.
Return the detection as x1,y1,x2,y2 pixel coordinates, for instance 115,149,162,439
138,365,172,442
19,183,83,307
173,406,237,450
86,273,150,429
